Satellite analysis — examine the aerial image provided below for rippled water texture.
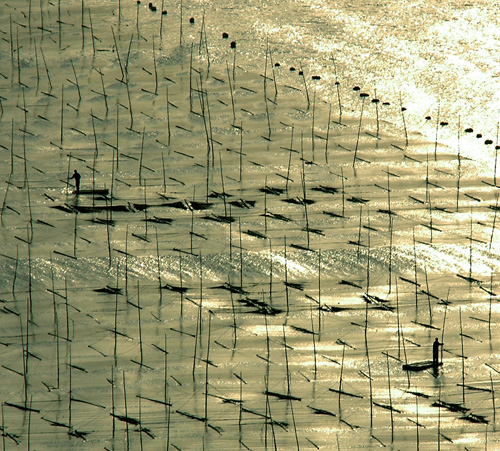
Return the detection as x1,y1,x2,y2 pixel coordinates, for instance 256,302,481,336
1,0,500,450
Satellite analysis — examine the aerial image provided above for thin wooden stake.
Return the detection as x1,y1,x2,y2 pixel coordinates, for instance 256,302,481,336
226,61,236,123
159,0,165,44
434,101,440,161
204,311,212,421
164,334,168,407
325,104,331,164
386,353,394,443
123,370,130,451
365,301,373,428
88,8,96,57
400,94,408,147
353,94,366,167
284,236,289,315
283,325,291,396
318,249,321,333
460,307,465,404
488,371,496,424
338,342,346,411
137,281,143,366
310,305,317,379
139,127,145,185
456,117,462,212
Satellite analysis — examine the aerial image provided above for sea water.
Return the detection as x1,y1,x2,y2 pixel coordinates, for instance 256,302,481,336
193,0,500,161
1,1,500,449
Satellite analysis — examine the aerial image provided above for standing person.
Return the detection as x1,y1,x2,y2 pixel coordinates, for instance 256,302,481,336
70,169,81,193
433,337,443,366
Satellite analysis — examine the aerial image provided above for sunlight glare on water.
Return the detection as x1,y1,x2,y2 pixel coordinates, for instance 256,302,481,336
2,0,500,449
239,0,500,164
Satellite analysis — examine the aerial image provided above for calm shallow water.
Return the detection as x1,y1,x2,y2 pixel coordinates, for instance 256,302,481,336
1,0,500,450
189,0,500,161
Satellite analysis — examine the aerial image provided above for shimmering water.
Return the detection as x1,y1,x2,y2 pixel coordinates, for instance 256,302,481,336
194,0,500,161
1,0,500,450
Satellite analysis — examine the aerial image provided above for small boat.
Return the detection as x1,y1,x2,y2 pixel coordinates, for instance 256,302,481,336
74,189,109,196
402,360,442,371
70,204,131,213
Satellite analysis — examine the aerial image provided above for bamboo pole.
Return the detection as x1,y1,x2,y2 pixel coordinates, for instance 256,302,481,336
164,334,168,407
137,281,143,366
489,193,498,252
456,117,462,212
88,8,96,57
179,252,184,316
399,94,408,148
159,0,165,44
460,307,465,404
310,305,317,379
204,311,212,421
1,403,5,450
332,56,342,123
139,127,145,185
68,344,73,429
338,342,345,412
491,372,496,423
386,353,394,443
50,253,61,388
311,88,316,159
153,36,158,95
353,93,367,167
226,61,235,124
365,301,373,428
434,101,440,161
123,370,130,450
283,325,291,396
286,129,293,194
325,104,331,164
113,278,119,365
284,236,289,315
318,249,321,333
166,86,171,145
111,366,116,439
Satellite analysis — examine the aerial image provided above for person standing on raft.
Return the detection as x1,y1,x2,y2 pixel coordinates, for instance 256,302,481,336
70,169,81,194
433,337,443,366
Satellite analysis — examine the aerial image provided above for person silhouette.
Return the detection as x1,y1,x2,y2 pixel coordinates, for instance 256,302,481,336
433,337,443,366
70,169,81,193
